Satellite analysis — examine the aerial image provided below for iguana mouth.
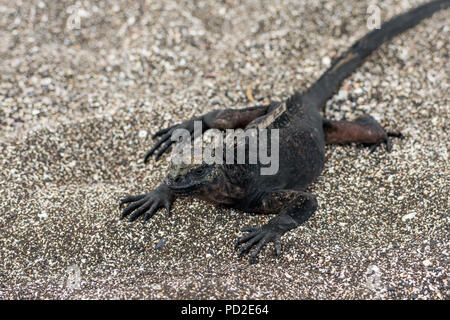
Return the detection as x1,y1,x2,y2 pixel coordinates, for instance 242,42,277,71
166,176,203,195
168,184,198,194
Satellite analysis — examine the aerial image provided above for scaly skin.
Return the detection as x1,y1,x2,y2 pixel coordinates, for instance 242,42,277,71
120,0,449,263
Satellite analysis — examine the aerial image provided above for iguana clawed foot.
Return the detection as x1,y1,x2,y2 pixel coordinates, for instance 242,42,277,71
235,225,283,264
356,115,404,153
120,185,174,222
368,130,404,153
144,117,203,162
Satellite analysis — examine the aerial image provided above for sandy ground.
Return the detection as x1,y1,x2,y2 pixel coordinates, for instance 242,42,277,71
0,0,448,299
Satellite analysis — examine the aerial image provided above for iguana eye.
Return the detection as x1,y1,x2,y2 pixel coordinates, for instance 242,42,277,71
194,168,206,176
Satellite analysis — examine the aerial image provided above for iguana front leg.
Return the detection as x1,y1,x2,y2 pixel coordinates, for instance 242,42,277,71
120,182,174,222
323,115,403,152
145,105,269,161
235,191,318,264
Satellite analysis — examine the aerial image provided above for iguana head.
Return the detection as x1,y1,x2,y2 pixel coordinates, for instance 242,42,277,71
165,162,224,195
164,133,249,202
165,160,246,204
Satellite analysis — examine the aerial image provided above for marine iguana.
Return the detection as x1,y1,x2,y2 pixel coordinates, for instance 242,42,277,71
119,0,449,263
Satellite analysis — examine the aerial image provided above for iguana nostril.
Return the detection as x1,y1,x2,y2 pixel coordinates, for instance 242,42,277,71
174,176,182,183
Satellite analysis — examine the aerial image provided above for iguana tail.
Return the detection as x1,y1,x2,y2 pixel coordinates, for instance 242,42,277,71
303,0,449,111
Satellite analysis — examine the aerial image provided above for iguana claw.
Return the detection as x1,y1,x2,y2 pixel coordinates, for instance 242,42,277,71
235,225,282,264
120,185,174,222
145,118,203,162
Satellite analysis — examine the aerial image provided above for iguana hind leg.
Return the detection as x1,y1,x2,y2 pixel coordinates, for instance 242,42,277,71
323,115,403,152
145,105,270,162
235,190,317,264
